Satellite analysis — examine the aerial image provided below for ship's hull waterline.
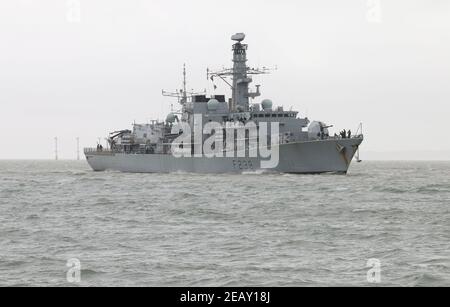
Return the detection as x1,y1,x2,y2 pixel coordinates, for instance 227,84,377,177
85,137,363,174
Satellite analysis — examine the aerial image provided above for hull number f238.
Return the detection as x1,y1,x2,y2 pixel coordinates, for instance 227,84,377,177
232,159,254,170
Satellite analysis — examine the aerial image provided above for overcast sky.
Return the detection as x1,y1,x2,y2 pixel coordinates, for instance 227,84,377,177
0,0,449,159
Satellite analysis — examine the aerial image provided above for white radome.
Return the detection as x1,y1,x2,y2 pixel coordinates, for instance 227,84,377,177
231,33,246,42
261,99,273,110
166,113,177,123
207,99,220,111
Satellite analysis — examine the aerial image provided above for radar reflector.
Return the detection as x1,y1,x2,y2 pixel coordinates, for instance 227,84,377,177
231,33,246,42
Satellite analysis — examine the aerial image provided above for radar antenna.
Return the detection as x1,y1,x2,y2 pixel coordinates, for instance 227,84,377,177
162,64,205,106
207,33,276,112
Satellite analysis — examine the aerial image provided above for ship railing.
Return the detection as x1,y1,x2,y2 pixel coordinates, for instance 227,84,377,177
84,148,114,155
318,134,363,141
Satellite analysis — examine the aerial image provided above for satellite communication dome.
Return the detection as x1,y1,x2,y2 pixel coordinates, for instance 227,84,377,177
207,98,220,111
237,105,245,112
166,113,177,123
231,33,246,42
261,99,273,110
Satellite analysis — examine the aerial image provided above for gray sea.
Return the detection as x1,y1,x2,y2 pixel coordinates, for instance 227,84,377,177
0,160,449,287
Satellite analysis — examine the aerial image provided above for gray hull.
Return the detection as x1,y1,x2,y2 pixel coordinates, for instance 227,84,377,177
85,137,363,174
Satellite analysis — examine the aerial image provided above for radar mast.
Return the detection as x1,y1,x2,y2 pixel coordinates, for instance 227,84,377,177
208,33,272,112
162,64,205,106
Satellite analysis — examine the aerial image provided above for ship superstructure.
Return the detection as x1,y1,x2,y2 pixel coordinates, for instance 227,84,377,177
85,33,363,174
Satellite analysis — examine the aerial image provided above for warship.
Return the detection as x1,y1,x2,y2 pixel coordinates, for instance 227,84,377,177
85,33,363,174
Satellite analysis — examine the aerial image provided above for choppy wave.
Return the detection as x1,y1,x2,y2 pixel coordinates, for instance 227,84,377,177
0,160,449,286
